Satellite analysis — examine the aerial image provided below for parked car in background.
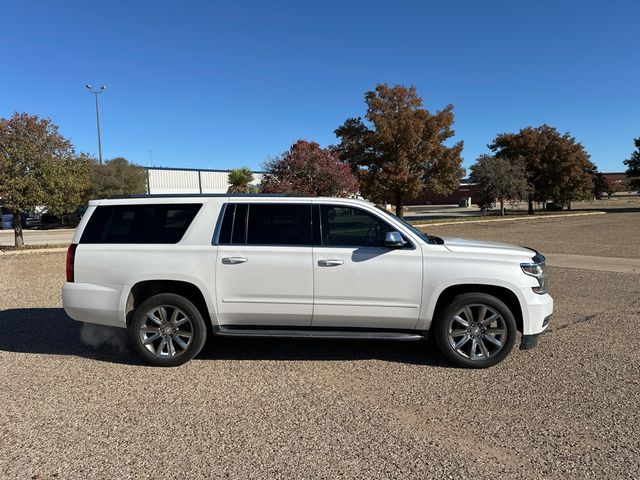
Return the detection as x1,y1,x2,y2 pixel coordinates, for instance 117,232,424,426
0,207,12,230
62,195,553,368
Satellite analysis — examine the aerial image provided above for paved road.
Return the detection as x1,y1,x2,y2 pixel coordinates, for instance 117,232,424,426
546,253,640,274
0,229,74,246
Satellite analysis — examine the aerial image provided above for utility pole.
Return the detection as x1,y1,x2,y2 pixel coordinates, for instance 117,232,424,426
85,84,106,164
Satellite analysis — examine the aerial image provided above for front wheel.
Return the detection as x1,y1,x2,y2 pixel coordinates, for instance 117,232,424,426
129,293,207,367
433,293,517,368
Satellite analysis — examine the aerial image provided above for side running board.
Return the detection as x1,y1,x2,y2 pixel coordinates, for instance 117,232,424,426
216,327,425,341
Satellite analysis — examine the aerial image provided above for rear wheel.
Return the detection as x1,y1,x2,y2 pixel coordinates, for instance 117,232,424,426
434,293,516,368
130,293,207,367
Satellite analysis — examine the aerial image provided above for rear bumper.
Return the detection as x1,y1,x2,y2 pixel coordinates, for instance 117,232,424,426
62,282,126,328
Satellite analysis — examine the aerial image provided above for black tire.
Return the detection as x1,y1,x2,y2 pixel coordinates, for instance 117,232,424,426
433,292,517,368
129,293,207,367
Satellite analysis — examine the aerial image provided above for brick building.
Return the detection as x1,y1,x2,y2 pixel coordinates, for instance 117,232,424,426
406,180,479,206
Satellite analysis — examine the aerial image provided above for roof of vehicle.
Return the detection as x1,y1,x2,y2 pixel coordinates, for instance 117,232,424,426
88,194,372,207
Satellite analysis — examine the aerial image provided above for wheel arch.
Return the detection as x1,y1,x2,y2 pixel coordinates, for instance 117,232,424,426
428,284,524,334
126,280,213,329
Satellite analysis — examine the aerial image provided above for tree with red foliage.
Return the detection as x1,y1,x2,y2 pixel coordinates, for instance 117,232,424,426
261,140,359,197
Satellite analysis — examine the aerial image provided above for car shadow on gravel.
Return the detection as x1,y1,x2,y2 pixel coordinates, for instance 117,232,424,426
0,308,141,366
0,308,452,367
199,336,451,367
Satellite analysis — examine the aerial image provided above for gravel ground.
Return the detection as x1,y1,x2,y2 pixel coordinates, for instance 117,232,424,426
1,214,639,479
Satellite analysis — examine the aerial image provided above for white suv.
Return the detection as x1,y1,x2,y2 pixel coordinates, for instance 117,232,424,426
62,195,553,368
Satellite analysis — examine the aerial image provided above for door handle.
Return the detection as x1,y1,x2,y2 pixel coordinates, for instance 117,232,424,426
318,259,344,267
222,256,248,264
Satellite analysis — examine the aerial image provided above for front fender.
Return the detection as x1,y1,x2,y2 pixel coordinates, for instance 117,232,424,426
418,276,529,331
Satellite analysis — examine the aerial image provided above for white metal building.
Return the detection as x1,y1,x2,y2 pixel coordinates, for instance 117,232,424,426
146,167,264,194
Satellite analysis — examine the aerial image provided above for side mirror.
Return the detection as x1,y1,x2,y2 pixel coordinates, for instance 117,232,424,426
384,231,406,248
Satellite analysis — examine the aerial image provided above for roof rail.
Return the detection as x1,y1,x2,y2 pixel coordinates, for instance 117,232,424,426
108,193,297,199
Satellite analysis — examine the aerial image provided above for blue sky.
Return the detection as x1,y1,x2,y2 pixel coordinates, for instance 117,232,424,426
1,0,638,173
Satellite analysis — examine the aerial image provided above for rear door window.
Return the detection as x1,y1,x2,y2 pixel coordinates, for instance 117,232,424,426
247,204,311,246
218,203,312,246
80,204,202,244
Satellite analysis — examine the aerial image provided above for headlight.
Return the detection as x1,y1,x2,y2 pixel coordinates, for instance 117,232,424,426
521,255,548,294
521,263,544,276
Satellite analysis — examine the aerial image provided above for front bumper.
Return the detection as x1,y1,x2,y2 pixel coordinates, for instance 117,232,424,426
520,316,551,350
520,289,553,335
518,288,553,350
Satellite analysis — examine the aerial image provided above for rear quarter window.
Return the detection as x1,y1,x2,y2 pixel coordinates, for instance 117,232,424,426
80,204,202,244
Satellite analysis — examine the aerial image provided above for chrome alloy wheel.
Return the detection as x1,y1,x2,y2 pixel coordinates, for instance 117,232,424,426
447,304,508,361
138,305,194,358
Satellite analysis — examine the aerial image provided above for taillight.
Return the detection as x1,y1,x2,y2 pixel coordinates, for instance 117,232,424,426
66,244,77,282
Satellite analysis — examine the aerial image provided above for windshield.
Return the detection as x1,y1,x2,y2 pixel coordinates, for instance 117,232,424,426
375,206,430,243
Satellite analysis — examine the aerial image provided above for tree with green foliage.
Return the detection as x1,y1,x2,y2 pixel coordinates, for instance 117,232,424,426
489,125,595,212
623,137,640,190
0,112,90,246
227,167,255,194
44,153,92,215
335,84,464,217
85,157,147,200
593,172,608,199
469,155,528,216
261,140,359,197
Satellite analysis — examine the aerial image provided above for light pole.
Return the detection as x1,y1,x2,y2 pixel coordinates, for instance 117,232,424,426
85,84,106,164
